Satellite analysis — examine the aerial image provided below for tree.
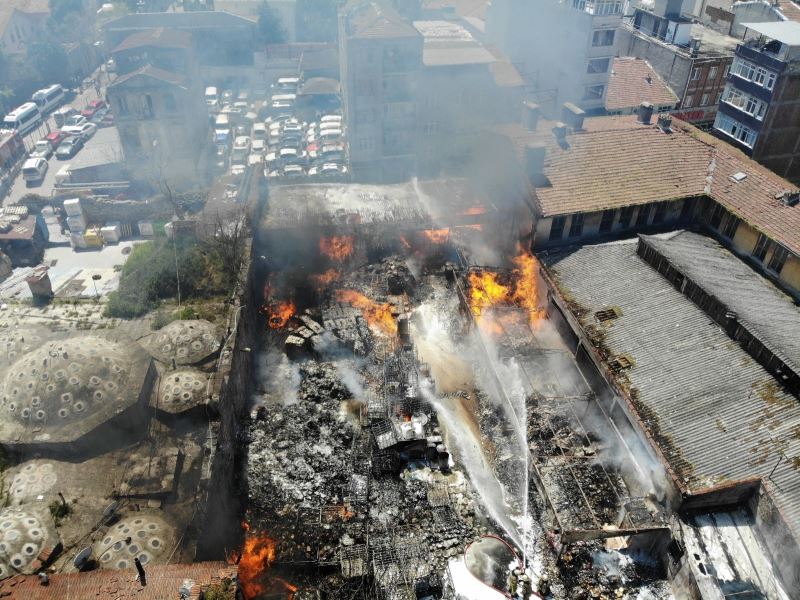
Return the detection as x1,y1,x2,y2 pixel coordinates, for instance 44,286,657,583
257,2,288,44
26,42,69,86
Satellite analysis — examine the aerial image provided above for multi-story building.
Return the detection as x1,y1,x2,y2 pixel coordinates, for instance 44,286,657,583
494,107,800,298
0,0,48,56
486,0,623,116
713,21,800,183
107,28,211,187
619,0,736,126
339,0,423,182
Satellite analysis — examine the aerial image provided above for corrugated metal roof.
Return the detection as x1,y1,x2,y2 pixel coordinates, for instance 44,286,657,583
641,231,800,376
545,238,800,537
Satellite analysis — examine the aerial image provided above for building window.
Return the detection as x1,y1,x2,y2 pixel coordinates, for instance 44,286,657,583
635,204,650,227
752,233,770,262
709,203,725,228
550,216,566,241
683,95,694,108
653,202,668,224
592,30,615,47
715,113,757,147
691,67,701,81
768,245,788,273
723,64,730,77
731,57,776,90
583,85,605,100
619,206,634,229
700,93,710,106
599,209,615,232
715,91,722,104
708,66,718,81
587,58,610,74
568,213,584,237
722,215,740,239
722,86,766,119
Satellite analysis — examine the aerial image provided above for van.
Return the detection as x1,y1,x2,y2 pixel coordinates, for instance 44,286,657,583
3,103,43,136
205,86,219,110
276,77,300,92
252,122,266,140
22,157,48,182
214,114,230,129
54,106,79,128
32,84,65,114
320,128,343,142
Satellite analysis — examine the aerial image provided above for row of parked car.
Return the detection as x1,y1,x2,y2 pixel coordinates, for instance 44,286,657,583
264,114,348,181
21,100,108,185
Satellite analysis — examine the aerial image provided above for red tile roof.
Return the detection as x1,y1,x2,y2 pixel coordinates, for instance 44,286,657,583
112,27,193,53
605,57,678,112
0,562,236,599
110,65,188,89
776,0,800,23
495,116,800,255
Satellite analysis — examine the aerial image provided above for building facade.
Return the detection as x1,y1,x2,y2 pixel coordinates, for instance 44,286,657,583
619,0,735,126
0,1,48,56
486,0,623,116
713,21,800,183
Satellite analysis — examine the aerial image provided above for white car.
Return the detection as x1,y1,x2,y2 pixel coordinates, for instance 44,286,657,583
320,114,342,125
22,157,48,182
30,139,54,159
64,114,87,127
251,139,266,154
309,162,347,178
62,122,97,140
282,164,305,179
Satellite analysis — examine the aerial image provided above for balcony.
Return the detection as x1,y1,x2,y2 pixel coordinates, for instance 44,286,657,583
572,0,622,16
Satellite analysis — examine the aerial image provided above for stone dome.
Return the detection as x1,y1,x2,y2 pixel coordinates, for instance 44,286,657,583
0,335,154,446
94,514,173,571
157,369,208,413
143,320,220,365
0,508,55,579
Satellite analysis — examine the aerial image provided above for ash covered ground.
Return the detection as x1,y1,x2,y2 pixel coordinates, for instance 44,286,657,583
239,240,674,600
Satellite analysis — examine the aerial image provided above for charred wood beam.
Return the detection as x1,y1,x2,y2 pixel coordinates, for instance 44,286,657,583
560,525,670,545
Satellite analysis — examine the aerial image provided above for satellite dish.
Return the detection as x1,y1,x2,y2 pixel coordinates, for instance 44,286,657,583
74,546,92,570
102,501,119,522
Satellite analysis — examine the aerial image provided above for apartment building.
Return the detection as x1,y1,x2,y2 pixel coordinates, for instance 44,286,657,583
713,21,800,183
486,0,623,116
619,0,736,126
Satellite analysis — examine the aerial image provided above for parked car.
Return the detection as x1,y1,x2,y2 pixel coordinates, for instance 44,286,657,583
309,162,348,178
62,122,97,140
22,157,48,183
64,114,87,127
308,143,344,161
30,139,54,159
81,99,106,119
55,136,84,159
282,164,306,179
45,130,68,148
251,139,267,154
320,114,342,125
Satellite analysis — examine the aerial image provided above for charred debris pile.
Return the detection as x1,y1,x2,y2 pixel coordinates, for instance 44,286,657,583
239,230,672,599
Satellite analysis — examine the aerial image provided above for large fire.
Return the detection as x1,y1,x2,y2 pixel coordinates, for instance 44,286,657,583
310,268,341,288
422,228,450,244
335,289,397,337
467,248,543,327
266,300,296,329
238,523,278,599
319,235,354,262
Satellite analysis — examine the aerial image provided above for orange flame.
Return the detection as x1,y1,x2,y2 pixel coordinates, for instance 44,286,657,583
267,300,295,329
422,228,450,244
462,206,487,216
467,247,543,328
239,525,278,599
310,268,341,288
336,289,397,337
320,235,354,262
398,235,411,250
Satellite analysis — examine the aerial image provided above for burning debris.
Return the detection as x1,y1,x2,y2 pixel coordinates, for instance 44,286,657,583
319,236,355,262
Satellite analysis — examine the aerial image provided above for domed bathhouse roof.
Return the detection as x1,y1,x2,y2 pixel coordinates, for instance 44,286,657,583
0,507,58,579
142,320,220,366
156,369,209,415
0,334,156,452
93,514,174,571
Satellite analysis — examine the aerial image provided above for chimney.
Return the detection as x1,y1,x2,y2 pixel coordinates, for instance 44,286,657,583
561,102,585,131
552,122,568,142
657,113,673,132
638,102,654,124
522,101,541,131
525,143,547,186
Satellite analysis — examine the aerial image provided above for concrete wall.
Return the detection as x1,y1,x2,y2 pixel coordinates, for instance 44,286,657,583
730,1,783,38
618,26,692,100
753,70,800,184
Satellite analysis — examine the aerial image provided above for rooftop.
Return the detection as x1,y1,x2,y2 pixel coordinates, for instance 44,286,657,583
640,231,800,376
112,27,193,53
605,57,678,111
414,19,494,66
104,10,255,32
0,561,236,599
68,127,124,172
110,65,188,90
0,0,49,36
742,20,800,46
344,0,420,39
0,215,37,241
495,116,800,255
544,234,800,538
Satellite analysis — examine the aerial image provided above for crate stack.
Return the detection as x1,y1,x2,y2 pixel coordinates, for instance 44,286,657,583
64,198,87,249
